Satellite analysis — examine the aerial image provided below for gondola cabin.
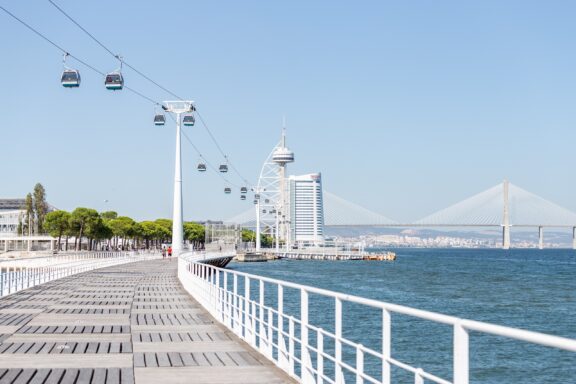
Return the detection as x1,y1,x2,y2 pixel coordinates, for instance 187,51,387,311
240,187,248,194
219,164,228,173
61,69,81,87
154,114,166,126
105,72,124,90
240,195,246,200
197,163,207,172
183,115,195,126
224,187,231,194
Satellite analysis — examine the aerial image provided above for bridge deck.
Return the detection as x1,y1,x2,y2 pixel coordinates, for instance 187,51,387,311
0,259,293,384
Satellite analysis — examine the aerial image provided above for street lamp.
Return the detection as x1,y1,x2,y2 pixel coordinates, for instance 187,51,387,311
162,101,195,257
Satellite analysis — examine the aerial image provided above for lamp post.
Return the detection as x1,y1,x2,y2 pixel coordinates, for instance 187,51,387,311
162,101,195,257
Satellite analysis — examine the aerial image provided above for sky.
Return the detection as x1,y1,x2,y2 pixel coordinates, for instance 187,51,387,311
1,0,575,223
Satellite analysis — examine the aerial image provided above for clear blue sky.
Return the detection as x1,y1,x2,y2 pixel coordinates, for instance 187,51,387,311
2,0,575,222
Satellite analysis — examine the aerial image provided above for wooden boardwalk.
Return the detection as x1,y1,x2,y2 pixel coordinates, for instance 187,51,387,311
0,259,293,384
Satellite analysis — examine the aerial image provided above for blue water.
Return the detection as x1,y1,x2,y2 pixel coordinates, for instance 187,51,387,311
227,249,576,383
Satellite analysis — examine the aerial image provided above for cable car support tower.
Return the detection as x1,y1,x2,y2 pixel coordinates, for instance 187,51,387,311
162,101,195,257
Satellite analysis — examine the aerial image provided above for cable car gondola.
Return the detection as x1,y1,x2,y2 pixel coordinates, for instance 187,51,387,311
154,114,166,126
219,164,228,173
61,69,81,87
197,163,207,172
183,115,195,126
224,187,231,194
254,194,260,200
105,72,124,90
61,54,80,88
240,195,246,200
240,187,248,194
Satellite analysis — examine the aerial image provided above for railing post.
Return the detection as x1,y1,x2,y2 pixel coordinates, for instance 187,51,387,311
415,368,424,384
335,297,343,384
453,322,469,384
277,284,289,371
356,345,364,384
245,276,252,341
317,329,324,384
233,274,239,332
259,280,266,352
382,308,391,384
301,289,314,382
288,316,295,377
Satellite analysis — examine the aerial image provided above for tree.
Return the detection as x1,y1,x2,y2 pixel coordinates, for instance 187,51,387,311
184,222,205,249
33,183,48,233
100,211,118,221
44,210,70,251
155,219,172,241
24,193,34,235
108,216,136,248
69,208,100,251
87,218,113,250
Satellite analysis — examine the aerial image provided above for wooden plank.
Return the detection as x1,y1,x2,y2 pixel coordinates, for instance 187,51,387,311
156,352,171,367
0,369,22,384
0,354,132,368
133,353,145,368
76,369,93,383
43,368,65,384
167,353,183,367
91,368,107,384
28,369,51,384
59,369,79,384
134,367,292,384
107,368,120,384
11,369,36,384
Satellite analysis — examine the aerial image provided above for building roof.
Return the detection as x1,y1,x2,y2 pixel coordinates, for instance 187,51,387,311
0,199,25,211
0,198,57,212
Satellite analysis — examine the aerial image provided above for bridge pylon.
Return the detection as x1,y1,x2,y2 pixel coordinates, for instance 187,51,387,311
502,179,511,250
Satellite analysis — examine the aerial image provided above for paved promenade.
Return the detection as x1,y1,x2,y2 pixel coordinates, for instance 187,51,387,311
0,259,293,384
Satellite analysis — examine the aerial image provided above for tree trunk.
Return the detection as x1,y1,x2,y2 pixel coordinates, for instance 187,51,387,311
77,224,84,251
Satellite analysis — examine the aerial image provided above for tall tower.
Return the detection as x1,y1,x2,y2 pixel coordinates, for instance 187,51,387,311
271,123,294,247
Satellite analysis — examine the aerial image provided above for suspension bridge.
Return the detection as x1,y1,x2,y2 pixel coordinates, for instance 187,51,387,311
228,180,576,249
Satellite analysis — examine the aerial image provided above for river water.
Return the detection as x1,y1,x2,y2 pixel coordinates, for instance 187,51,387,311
227,248,576,383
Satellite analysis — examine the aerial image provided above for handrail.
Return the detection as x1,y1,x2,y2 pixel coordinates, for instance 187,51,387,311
177,253,576,384
0,250,161,297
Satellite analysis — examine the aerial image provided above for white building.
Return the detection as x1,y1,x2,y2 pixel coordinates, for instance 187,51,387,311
288,173,325,246
0,199,25,236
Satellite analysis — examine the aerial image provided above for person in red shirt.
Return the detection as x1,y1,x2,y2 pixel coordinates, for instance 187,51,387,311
167,246,172,257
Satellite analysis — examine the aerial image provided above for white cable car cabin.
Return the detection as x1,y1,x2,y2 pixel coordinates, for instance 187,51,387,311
240,187,247,194
154,114,166,126
224,187,231,194
197,163,207,172
61,69,81,87
240,195,246,200
183,115,195,126
219,164,228,173
105,72,124,90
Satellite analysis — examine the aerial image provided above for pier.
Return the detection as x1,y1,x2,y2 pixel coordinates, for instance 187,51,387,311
0,257,292,384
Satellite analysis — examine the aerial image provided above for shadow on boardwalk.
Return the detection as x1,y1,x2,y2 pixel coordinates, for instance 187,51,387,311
0,259,294,384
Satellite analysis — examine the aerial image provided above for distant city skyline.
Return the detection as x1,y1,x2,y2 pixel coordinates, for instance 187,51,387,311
2,1,575,222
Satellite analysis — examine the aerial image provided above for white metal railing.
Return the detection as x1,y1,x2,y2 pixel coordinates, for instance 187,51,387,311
178,255,576,384
0,251,161,297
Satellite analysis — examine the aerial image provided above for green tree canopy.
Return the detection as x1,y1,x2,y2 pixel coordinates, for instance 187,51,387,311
69,208,100,250
155,219,172,238
184,222,205,244
44,210,70,250
100,211,118,221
